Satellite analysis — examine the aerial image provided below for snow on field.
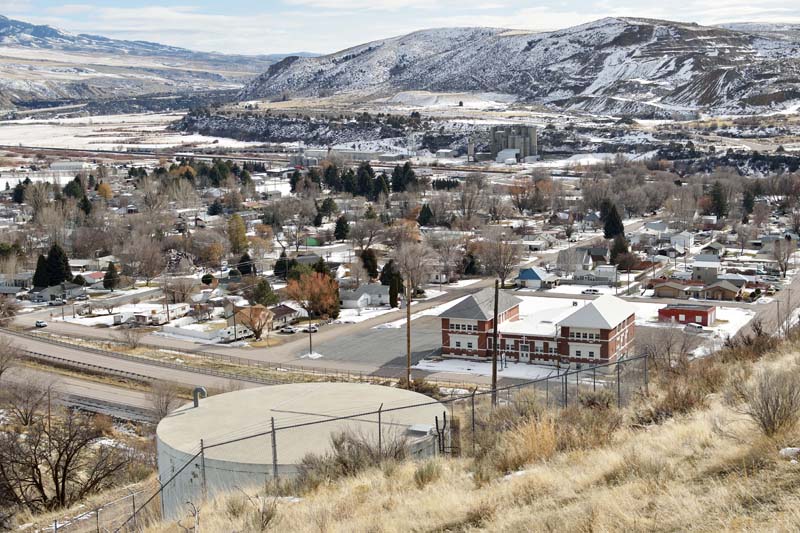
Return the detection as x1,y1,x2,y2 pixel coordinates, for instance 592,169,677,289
415,358,558,381
445,279,482,288
301,352,325,360
0,113,269,151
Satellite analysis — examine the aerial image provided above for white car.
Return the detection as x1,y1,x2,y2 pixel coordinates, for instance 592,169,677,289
279,326,297,334
684,323,704,334
301,325,319,333
581,288,600,295
35,320,48,328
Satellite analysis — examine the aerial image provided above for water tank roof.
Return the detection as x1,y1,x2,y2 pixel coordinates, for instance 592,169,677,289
157,383,446,465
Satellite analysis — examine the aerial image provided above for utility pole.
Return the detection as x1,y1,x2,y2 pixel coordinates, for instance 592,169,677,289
492,279,499,406
406,283,412,385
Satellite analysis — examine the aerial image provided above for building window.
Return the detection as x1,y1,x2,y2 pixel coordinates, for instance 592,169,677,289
589,351,595,358
455,341,461,348
520,344,529,353
467,342,473,349
695,316,702,323
679,314,685,322
576,350,582,357
582,333,587,339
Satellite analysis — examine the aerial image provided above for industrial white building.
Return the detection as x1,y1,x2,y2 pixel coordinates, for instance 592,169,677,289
156,383,447,518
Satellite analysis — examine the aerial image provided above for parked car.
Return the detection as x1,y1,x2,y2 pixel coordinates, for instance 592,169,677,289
34,320,47,328
301,325,319,333
581,288,600,295
684,323,704,334
279,326,297,334
74,294,89,301
48,299,65,306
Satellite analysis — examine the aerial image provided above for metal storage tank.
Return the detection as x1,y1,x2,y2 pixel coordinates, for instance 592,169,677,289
156,383,447,518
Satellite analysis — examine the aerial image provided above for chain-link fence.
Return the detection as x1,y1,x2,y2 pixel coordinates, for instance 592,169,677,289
111,354,649,532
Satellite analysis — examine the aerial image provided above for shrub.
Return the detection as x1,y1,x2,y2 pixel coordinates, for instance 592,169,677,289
413,460,442,489
730,367,800,437
296,429,407,492
488,417,557,474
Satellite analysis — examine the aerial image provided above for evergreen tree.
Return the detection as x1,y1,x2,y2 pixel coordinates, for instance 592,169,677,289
289,170,301,193
610,235,629,264
274,251,291,279
364,205,377,220
201,273,215,286
238,253,254,276
319,198,338,218
417,204,434,226
207,199,224,216
323,164,340,190
710,181,728,218
78,195,92,215
103,262,120,291
252,278,279,306
63,179,84,199
742,189,755,215
286,262,313,282
313,257,329,276
11,182,26,204
599,198,612,223
360,248,379,279
32,255,48,287
603,204,625,239
72,274,86,286
356,162,375,198
391,164,405,192
45,244,72,286
334,216,350,241
380,260,396,286
341,168,357,194
313,211,324,227
372,173,390,201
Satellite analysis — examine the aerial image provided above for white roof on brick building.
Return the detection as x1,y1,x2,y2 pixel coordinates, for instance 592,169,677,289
558,295,635,330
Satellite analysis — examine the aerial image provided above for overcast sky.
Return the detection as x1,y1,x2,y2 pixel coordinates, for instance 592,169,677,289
3,0,799,55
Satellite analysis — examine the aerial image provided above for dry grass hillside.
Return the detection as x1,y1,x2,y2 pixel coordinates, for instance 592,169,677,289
147,327,800,532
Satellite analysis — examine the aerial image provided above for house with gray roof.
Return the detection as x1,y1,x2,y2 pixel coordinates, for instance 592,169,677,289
339,284,391,309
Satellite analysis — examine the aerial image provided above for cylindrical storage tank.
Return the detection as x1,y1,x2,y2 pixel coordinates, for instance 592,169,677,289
156,383,447,518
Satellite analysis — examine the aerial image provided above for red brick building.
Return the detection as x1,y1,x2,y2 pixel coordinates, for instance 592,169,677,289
440,289,636,366
657,304,716,326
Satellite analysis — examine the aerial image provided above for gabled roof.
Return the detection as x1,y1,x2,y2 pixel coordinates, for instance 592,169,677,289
517,267,557,281
440,288,521,321
704,280,741,293
558,295,635,330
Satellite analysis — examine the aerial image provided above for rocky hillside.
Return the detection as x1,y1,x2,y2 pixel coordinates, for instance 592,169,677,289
241,18,800,118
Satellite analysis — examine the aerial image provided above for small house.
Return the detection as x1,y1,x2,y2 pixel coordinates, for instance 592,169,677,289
658,304,716,326
339,284,391,309
516,267,559,289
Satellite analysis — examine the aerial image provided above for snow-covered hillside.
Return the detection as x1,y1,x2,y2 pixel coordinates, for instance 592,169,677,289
0,15,311,111
241,17,800,117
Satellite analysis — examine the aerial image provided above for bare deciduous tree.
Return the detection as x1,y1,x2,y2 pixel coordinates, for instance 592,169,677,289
350,218,384,252
165,278,197,303
0,335,19,380
0,377,53,426
478,229,522,288
0,406,128,512
0,296,21,326
393,242,435,384
427,233,465,284
147,380,181,421
772,238,796,279
114,327,147,349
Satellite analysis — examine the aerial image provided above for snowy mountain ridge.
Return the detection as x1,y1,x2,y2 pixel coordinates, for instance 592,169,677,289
241,17,800,117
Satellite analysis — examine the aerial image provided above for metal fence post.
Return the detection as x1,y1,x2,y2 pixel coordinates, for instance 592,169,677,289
130,489,137,531
593,366,596,392
617,361,622,408
199,439,207,503
377,403,383,456
470,390,476,456
644,355,649,395
53,520,57,533
271,417,278,479
95,507,100,533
